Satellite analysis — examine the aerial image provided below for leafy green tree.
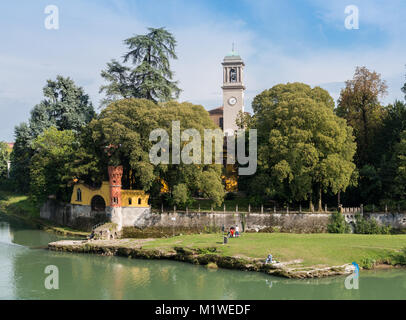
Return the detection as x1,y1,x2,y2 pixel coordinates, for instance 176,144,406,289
29,127,78,204
10,76,95,192
172,184,190,207
69,125,107,188
250,83,356,211
100,27,181,106
327,212,350,233
28,125,104,205
376,101,406,157
336,66,388,167
394,130,406,198
89,98,224,206
370,101,406,201
28,76,94,136
10,123,33,192
0,142,9,179
357,164,382,204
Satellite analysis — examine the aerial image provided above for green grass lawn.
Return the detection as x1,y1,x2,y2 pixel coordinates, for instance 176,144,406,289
142,233,406,267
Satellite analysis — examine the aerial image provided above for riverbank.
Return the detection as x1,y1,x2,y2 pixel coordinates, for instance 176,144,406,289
0,190,88,238
48,233,406,279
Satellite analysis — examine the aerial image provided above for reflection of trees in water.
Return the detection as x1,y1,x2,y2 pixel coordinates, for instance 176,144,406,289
4,215,406,299
12,248,406,299
0,220,12,244
3,215,63,248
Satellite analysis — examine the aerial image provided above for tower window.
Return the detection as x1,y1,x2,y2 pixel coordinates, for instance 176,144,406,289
113,197,118,204
138,198,142,205
219,117,224,130
76,189,82,202
128,198,132,205
230,68,237,82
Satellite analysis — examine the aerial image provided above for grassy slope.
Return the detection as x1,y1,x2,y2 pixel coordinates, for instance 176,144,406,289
0,190,88,237
142,233,406,267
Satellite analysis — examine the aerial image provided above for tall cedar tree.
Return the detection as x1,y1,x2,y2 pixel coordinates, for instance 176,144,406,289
100,27,181,106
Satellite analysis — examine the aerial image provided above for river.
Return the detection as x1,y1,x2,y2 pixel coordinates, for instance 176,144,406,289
0,213,405,300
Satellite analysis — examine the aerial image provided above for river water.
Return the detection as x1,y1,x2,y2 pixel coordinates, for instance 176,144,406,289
0,213,405,300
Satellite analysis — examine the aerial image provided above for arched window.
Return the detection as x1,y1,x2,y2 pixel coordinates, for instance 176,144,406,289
138,198,142,205
128,198,132,205
76,189,82,202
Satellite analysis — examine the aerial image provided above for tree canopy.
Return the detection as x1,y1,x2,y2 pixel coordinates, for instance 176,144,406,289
89,98,224,206
0,142,9,180
100,27,181,106
247,83,356,210
10,76,95,192
29,127,78,204
336,66,387,167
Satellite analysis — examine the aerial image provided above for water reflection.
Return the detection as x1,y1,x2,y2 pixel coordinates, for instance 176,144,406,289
1,213,406,300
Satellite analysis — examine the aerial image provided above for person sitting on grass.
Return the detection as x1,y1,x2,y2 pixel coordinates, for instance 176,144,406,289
87,231,95,241
229,227,235,238
265,254,273,264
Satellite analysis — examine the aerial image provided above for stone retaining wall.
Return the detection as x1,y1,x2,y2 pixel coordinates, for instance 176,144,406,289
40,200,406,232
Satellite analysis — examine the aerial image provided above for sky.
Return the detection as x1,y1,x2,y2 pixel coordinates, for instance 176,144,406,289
0,0,405,141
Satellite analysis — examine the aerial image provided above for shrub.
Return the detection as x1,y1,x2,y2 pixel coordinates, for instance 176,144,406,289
354,214,392,234
327,212,350,233
360,257,376,269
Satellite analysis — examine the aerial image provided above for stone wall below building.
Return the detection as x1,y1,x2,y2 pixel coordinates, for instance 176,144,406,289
40,200,406,232
40,200,152,231
40,200,112,231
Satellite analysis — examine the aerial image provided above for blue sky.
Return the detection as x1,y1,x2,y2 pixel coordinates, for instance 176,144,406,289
0,0,405,141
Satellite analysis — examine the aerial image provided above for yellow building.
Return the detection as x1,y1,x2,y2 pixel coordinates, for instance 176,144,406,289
70,182,149,210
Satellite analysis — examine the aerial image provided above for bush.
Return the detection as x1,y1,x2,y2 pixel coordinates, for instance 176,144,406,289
360,257,376,269
354,214,392,234
327,212,350,233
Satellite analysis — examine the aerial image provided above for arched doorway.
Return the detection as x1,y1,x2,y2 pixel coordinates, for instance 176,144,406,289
91,195,106,212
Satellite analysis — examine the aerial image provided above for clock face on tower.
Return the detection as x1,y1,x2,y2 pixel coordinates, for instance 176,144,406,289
228,97,237,106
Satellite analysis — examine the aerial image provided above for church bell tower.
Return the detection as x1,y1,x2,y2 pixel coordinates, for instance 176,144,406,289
222,47,245,135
